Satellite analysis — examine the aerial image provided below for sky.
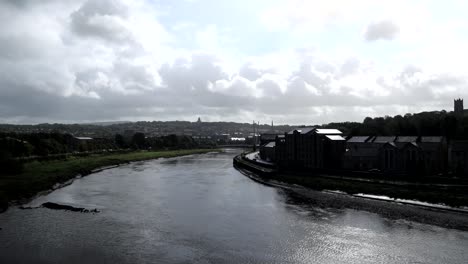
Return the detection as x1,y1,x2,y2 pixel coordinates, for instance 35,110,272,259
1,0,467,125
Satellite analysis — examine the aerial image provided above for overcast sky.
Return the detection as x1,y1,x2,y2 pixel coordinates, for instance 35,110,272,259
1,0,467,125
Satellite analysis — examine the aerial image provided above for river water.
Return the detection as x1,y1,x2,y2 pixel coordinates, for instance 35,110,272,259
1,149,467,263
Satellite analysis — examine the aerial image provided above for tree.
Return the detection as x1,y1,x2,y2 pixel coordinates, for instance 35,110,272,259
115,134,125,148
131,133,146,149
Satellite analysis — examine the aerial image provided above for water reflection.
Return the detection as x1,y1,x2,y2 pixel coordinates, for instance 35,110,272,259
0,149,467,264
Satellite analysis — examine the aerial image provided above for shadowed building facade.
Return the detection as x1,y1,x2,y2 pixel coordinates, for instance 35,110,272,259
277,128,345,170
345,136,447,176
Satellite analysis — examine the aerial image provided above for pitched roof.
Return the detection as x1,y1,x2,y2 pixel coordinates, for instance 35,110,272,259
326,135,346,141
347,136,371,143
420,136,444,143
396,136,418,143
372,136,396,143
75,136,93,140
287,127,315,134
260,134,279,140
315,129,342,134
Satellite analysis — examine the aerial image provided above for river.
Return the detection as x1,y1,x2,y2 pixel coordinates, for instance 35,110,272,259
1,149,467,263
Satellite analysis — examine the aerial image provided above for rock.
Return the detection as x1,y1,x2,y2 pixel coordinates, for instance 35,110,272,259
41,202,99,213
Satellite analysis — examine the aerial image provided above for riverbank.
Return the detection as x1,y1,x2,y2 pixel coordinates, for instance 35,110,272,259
0,149,219,212
235,165,468,230
233,153,468,208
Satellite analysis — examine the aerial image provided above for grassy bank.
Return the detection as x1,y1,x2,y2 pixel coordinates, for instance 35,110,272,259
273,174,468,207
234,154,468,207
0,149,219,211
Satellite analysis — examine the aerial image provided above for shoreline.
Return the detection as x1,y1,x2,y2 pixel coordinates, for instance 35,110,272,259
0,149,220,213
234,164,468,230
233,153,468,210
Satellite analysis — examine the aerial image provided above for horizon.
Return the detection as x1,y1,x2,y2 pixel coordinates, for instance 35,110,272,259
0,104,459,127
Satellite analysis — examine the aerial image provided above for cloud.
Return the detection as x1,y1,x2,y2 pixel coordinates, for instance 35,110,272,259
0,0,467,125
364,20,399,41
70,0,131,43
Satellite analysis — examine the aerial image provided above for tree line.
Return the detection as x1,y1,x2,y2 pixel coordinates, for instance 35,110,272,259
0,132,211,175
321,111,468,140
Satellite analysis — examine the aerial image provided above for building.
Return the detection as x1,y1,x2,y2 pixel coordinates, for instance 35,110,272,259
419,137,447,175
343,136,378,170
454,98,468,117
345,135,447,176
275,135,286,165
323,134,346,169
454,98,464,116
279,128,345,170
449,140,468,176
259,141,276,162
260,133,280,145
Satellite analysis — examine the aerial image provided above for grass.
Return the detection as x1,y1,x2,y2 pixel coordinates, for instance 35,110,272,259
0,149,218,209
273,174,468,207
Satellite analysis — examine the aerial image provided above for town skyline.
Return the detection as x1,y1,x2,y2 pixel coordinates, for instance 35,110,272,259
0,97,465,127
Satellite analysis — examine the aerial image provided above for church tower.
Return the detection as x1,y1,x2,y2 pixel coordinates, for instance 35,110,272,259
454,98,464,116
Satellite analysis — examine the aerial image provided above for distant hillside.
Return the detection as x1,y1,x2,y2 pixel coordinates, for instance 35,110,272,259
82,121,133,126
2,109,467,140
0,121,293,138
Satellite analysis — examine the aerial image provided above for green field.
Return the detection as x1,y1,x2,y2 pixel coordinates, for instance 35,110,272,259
0,149,218,210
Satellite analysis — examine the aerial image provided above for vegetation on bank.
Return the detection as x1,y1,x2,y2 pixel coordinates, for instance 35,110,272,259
0,149,218,212
271,173,468,207
235,155,468,207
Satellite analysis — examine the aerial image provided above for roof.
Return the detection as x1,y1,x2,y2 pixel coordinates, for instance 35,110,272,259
420,136,444,143
75,137,93,140
287,127,315,134
315,129,342,135
372,136,396,143
326,135,346,141
396,136,418,143
264,142,276,148
260,134,279,140
347,136,371,143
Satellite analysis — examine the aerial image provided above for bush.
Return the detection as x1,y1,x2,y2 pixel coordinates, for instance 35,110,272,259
0,158,24,175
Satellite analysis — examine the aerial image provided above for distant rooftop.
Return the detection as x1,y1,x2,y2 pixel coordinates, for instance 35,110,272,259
326,135,346,141
287,127,315,134
74,136,93,140
315,129,342,135
264,142,276,148
260,134,279,140
347,136,371,143
373,136,396,143
395,136,418,143
420,136,444,143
